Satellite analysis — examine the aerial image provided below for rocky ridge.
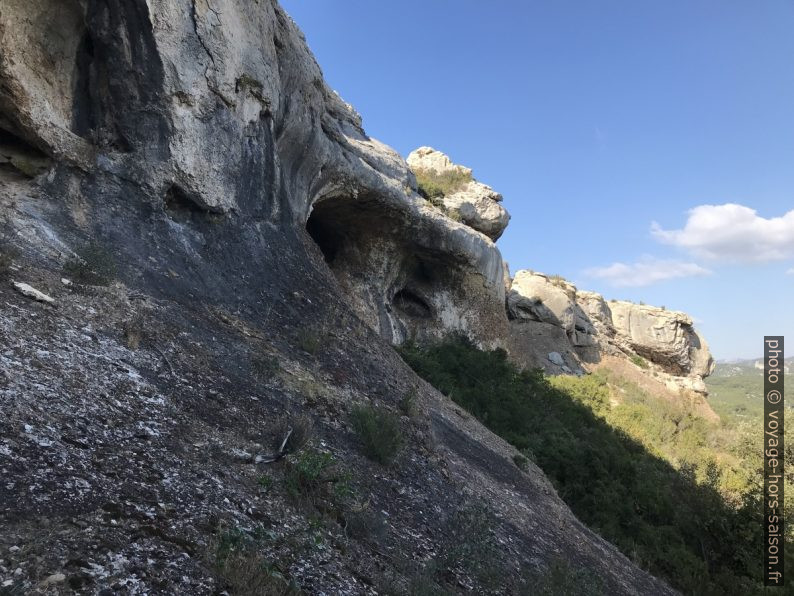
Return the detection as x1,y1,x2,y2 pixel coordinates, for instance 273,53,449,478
507,270,714,395
0,0,702,593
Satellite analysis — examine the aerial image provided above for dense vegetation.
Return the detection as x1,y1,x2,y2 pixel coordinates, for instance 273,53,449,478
350,404,404,464
706,359,793,419
400,336,792,595
413,168,472,200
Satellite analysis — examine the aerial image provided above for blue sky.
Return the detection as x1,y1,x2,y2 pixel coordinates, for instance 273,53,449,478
282,0,794,359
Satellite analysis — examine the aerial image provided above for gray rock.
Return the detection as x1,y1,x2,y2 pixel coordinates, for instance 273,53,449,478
609,301,714,378
507,270,713,393
12,282,55,304
0,0,507,350
407,147,511,240
508,271,577,331
39,573,66,587
548,352,565,366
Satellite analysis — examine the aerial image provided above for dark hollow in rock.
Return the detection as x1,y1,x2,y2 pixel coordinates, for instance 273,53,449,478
164,185,221,221
0,126,52,178
393,288,432,319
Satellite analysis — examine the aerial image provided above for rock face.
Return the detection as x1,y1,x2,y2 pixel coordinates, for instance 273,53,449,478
507,270,714,393
0,1,677,594
306,193,508,346
0,0,507,349
609,301,714,378
508,270,595,345
407,147,510,240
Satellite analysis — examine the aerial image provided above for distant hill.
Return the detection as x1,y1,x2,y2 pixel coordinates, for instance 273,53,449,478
706,357,793,419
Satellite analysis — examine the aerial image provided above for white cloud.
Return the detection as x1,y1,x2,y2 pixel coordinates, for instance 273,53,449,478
787,268,794,275
585,258,711,287
651,203,794,263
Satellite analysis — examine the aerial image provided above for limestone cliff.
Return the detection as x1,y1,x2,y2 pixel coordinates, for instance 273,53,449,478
0,1,686,594
398,147,715,406
507,270,715,400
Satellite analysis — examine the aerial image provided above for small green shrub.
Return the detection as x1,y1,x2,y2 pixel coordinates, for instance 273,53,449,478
252,353,280,381
439,503,501,590
271,414,313,455
630,354,649,369
236,74,264,92
63,242,117,286
296,328,324,355
350,404,403,464
0,583,25,596
212,527,298,596
379,501,505,593
413,168,472,200
445,208,463,222
405,568,450,596
344,507,388,542
257,475,274,491
398,391,418,417
547,274,567,288
285,449,334,499
0,253,11,275
122,315,145,349
513,453,529,471
535,557,604,596
284,449,352,510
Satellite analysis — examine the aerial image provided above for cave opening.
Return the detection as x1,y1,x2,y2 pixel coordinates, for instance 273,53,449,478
164,185,220,222
393,288,432,319
305,200,349,266
0,126,52,178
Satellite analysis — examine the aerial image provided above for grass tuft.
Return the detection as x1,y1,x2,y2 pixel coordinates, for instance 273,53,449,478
413,168,472,200
63,242,117,286
350,404,403,464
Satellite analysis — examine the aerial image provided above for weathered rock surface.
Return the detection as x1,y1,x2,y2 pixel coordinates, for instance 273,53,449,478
0,1,675,594
407,147,510,240
0,0,507,350
609,301,714,378
12,281,55,304
508,270,714,394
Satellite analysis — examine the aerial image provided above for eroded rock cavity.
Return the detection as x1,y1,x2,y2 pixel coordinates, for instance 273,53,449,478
305,192,508,346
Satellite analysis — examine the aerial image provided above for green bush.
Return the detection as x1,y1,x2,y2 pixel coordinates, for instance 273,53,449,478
344,507,388,543
630,354,650,369
386,501,505,593
413,168,472,200
211,526,298,596
296,328,324,355
547,274,568,288
271,414,313,455
438,503,501,589
398,335,775,595
284,449,334,500
535,557,604,596
512,453,529,471
63,242,117,286
398,390,417,417
252,353,280,381
350,404,403,464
